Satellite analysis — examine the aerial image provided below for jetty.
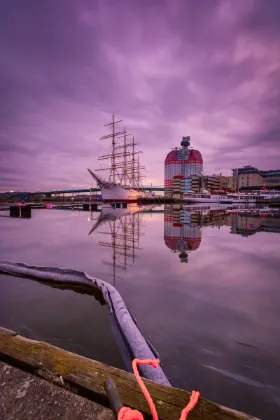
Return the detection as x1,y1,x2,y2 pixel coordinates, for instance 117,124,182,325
0,327,258,420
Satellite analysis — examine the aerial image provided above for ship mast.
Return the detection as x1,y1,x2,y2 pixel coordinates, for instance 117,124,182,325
132,137,136,188
137,156,141,190
114,134,143,188
96,115,144,189
135,154,146,190
124,130,127,185
116,127,132,185
99,114,123,183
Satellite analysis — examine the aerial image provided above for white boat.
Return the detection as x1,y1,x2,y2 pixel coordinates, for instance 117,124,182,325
183,190,257,203
258,189,280,200
88,169,153,202
88,114,154,202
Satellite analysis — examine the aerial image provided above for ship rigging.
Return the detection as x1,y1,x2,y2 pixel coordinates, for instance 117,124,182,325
88,114,153,202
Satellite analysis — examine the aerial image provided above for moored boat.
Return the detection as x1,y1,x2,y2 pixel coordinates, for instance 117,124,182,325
183,191,258,203
257,188,280,200
88,115,154,202
87,169,152,202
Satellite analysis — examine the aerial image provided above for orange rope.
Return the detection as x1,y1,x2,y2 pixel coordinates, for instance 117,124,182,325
118,407,144,420
179,391,200,420
118,359,200,420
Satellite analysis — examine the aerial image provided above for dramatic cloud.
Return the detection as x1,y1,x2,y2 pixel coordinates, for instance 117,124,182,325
0,0,279,191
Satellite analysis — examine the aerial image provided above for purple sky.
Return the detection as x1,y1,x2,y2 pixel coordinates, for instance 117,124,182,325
1,0,280,192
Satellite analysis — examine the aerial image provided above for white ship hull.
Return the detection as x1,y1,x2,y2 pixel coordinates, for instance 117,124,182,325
101,184,152,202
87,169,153,202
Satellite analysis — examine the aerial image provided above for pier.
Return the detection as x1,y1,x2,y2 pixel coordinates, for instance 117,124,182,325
0,327,257,420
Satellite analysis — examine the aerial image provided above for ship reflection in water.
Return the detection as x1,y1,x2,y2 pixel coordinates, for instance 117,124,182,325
88,203,152,284
164,203,280,263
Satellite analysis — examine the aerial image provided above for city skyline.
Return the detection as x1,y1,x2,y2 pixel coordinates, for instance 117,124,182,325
1,0,280,192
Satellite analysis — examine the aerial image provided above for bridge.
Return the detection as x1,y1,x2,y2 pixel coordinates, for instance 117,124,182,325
39,186,164,194
1,186,164,197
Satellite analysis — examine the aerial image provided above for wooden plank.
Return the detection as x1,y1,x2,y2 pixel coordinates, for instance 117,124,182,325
0,327,258,420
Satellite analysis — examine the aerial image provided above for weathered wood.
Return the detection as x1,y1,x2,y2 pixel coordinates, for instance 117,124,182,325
0,327,258,420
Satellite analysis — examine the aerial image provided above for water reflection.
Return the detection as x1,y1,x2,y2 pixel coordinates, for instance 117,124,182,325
88,203,280,272
230,208,280,236
164,204,280,263
1,202,280,418
88,203,152,285
164,205,202,263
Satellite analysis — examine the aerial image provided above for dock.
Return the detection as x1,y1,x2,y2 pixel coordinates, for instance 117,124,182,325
0,327,258,420
1,193,280,209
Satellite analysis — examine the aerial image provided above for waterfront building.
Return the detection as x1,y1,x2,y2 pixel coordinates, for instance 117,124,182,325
168,173,235,195
232,166,280,191
164,137,203,197
190,175,222,193
218,175,235,191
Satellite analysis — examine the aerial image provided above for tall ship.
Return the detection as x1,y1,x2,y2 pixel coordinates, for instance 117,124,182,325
88,115,154,202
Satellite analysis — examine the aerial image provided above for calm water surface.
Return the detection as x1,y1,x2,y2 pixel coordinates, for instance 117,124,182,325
1,205,280,419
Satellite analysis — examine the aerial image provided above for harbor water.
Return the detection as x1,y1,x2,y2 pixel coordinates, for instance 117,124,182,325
1,204,280,419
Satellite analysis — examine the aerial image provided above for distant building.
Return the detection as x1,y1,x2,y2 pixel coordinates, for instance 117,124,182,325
218,175,235,191
190,175,220,193
164,136,203,197
233,166,280,190
175,174,235,194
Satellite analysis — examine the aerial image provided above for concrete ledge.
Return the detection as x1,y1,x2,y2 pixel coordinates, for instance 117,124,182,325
0,327,258,420
0,361,113,420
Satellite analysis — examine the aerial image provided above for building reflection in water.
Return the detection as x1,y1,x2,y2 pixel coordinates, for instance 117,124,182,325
89,203,280,271
88,203,149,285
230,208,280,236
164,204,280,262
164,206,201,263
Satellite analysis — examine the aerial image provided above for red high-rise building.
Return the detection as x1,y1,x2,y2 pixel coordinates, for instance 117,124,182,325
164,136,203,196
